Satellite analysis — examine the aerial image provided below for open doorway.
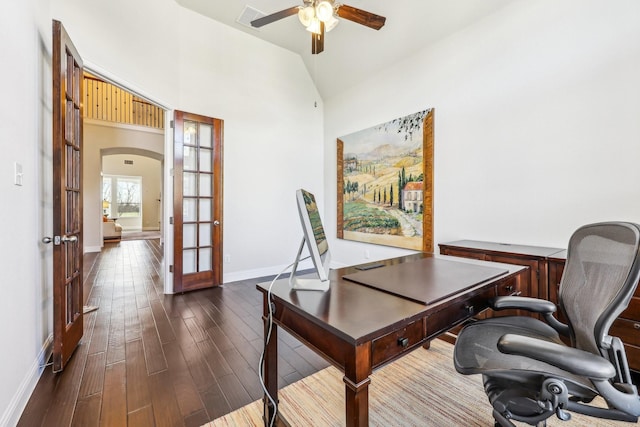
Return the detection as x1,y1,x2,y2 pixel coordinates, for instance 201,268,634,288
81,70,169,271
102,150,163,241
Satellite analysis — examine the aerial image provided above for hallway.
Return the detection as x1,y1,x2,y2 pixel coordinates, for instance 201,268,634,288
18,240,328,426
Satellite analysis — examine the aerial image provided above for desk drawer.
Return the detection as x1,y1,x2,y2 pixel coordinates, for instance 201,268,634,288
372,320,424,367
426,286,495,338
495,276,521,297
492,276,525,318
440,248,487,261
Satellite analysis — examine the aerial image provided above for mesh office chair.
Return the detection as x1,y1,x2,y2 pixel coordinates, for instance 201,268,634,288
454,222,640,426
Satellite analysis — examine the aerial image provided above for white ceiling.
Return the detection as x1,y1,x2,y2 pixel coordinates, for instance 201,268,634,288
175,0,513,99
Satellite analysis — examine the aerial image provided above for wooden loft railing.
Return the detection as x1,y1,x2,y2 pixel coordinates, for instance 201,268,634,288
83,74,164,130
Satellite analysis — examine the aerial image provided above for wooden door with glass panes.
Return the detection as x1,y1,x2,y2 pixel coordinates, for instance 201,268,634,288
52,20,84,372
173,111,223,292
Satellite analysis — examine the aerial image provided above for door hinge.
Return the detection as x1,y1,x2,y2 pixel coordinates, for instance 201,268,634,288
170,120,174,129
169,265,173,273
169,216,173,225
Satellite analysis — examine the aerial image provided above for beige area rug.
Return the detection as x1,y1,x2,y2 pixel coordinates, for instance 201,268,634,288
205,340,624,426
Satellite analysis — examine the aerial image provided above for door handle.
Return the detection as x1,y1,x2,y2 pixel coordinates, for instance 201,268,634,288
42,235,75,245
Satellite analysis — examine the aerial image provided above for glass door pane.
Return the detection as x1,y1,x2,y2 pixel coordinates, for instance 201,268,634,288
199,148,212,172
199,199,211,221
199,223,211,246
200,124,212,148
183,172,197,196
184,146,197,170
183,249,196,274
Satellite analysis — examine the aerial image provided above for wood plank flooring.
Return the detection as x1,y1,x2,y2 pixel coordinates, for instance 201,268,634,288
18,239,329,426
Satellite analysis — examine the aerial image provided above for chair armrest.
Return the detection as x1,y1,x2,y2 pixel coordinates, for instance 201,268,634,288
490,296,557,314
498,333,616,380
490,296,571,336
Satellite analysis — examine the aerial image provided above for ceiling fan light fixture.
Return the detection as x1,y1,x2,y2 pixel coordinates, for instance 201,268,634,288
298,6,314,27
315,1,334,23
305,17,322,34
325,15,339,32
254,0,385,54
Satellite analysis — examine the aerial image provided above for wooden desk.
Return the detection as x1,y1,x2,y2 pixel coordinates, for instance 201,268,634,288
257,253,528,426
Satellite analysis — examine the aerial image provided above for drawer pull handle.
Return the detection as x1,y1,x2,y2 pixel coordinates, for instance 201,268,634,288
465,305,474,314
634,323,640,330
505,285,513,292
397,337,409,348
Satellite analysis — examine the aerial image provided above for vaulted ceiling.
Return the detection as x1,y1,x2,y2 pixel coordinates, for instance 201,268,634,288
175,0,512,100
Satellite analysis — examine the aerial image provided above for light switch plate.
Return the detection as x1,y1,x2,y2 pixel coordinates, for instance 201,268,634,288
14,162,23,186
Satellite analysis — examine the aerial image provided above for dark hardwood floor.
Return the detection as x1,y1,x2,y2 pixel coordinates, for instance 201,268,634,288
18,239,329,427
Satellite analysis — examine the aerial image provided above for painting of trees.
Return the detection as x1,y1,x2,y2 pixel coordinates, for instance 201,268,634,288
337,109,434,251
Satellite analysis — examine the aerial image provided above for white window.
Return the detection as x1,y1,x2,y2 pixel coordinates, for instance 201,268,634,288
103,175,142,218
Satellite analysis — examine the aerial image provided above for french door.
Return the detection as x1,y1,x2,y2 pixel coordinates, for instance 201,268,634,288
52,20,84,372
173,111,223,292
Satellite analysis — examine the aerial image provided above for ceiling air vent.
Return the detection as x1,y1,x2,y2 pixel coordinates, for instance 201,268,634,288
237,5,266,30
124,160,134,165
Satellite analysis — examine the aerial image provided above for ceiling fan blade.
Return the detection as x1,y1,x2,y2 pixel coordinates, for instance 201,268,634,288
251,6,299,28
337,4,386,30
311,22,325,54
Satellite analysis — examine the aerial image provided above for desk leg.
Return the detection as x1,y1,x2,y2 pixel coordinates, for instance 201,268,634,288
262,312,279,426
343,344,372,427
343,376,371,426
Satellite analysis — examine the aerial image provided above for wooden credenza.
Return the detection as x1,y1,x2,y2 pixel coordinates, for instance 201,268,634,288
548,251,640,372
442,241,640,373
439,240,564,303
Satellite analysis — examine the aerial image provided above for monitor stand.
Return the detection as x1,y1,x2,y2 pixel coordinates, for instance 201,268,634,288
289,238,330,291
289,275,330,291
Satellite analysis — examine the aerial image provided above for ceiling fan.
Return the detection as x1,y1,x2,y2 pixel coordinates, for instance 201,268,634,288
250,1,386,54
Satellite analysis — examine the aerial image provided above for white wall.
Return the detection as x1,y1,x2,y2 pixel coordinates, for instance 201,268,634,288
324,0,640,266
0,0,53,425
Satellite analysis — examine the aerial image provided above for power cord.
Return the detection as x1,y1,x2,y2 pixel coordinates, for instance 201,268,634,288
258,256,309,427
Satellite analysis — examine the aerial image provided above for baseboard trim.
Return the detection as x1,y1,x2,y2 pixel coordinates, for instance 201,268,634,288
0,334,53,426
222,260,348,284
223,267,284,284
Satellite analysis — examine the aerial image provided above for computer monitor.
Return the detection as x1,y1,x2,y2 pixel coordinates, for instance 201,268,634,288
289,189,331,291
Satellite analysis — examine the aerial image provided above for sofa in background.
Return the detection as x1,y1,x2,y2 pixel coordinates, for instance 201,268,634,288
103,218,123,241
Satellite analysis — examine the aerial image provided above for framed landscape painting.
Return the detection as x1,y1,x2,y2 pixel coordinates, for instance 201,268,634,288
337,109,434,251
